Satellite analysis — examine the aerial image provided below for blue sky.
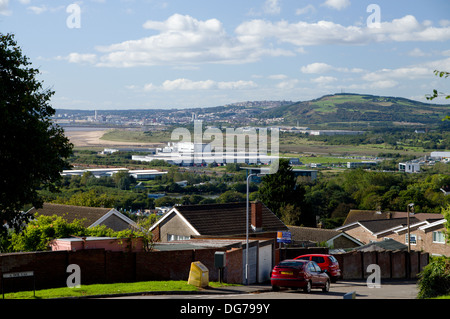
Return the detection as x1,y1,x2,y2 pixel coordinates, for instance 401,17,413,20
1,0,450,110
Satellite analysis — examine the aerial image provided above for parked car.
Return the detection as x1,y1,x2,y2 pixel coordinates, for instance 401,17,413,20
271,259,330,293
294,254,341,283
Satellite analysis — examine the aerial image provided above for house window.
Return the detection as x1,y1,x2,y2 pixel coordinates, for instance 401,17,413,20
405,234,417,245
167,234,190,241
432,231,445,244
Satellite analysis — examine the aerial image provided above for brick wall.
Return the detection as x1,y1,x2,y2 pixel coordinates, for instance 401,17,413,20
0,247,430,293
1,248,230,293
224,248,243,284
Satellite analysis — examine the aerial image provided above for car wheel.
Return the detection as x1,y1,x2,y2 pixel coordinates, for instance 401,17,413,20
322,280,330,293
272,285,280,292
303,281,312,293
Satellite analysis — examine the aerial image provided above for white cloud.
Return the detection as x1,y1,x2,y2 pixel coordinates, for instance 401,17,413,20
263,0,281,15
348,80,399,90
236,15,450,47
301,62,364,74
363,66,432,82
95,14,292,67
311,76,337,84
350,57,450,90
301,63,334,74
27,5,47,14
26,4,65,14
0,0,10,15
276,79,299,89
66,14,450,68
268,74,288,80
322,0,350,11
407,48,430,57
56,53,98,64
296,5,315,16
140,78,257,91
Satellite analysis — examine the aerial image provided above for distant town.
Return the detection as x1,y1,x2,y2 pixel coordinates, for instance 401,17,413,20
53,100,292,127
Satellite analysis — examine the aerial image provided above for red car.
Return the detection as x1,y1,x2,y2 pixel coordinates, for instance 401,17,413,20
294,254,341,283
271,259,330,293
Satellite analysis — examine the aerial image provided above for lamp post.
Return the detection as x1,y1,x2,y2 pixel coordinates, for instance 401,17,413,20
407,203,414,253
245,173,257,286
245,171,265,286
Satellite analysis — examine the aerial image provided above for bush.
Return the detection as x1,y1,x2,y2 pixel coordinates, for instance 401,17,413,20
417,256,450,299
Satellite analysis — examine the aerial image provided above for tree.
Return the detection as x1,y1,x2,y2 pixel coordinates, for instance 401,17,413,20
426,70,450,121
113,171,135,190
9,214,88,252
0,33,73,239
443,204,450,243
258,158,312,225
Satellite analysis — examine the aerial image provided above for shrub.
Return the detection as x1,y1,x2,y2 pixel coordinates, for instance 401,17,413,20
417,256,450,299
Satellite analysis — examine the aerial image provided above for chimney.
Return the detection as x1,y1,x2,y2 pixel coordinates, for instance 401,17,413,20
251,201,263,232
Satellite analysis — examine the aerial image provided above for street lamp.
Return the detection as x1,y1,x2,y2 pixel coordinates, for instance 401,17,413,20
407,203,414,253
245,171,265,286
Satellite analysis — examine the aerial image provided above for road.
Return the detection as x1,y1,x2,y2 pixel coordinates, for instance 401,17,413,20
111,280,419,300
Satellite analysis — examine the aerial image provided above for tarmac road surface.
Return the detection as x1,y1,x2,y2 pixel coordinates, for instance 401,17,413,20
108,279,419,300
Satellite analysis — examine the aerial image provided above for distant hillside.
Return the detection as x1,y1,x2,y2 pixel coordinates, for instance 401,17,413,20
260,93,449,127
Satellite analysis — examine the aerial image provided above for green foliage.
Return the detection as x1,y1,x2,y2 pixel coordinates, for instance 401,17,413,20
0,33,73,238
9,214,87,252
217,190,245,203
417,256,450,299
258,158,313,226
53,188,116,207
8,213,156,253
443,205,450,242
426,70,450,121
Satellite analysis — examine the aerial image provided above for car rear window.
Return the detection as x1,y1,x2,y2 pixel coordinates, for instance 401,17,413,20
297,256,310,260
328,255,338,262
311,256,325,263
278,261,305,268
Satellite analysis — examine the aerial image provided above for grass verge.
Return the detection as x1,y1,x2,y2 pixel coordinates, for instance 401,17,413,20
2,281,240,299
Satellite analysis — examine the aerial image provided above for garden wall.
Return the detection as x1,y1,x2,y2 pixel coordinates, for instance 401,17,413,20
333,250,429,280
0,248,429,293
0,247,234,293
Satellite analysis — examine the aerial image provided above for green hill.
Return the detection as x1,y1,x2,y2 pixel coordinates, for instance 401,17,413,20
260,93,449,127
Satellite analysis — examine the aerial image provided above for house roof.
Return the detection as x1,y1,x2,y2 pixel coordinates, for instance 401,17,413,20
288,226,363,247
150,202,288,236
28,203,136,229
356,238,407,252
358,217,421,234
343,209,443,226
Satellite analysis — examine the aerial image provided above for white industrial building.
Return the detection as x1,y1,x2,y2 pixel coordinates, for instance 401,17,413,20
132,142,279,166
347,161,378,169
430,151,450,160
309,130,365,136
399,161,420,173
61,168,167,180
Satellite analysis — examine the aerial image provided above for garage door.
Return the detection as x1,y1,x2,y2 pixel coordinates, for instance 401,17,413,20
242,246,257,284
258,245,272,283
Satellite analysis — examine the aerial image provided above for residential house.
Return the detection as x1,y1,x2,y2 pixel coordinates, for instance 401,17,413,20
149,201,288,242
336,211,449,256
149,201,288,284
342,209,443,226
355,238,408,252
28,203,138,232
288,226,363,249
